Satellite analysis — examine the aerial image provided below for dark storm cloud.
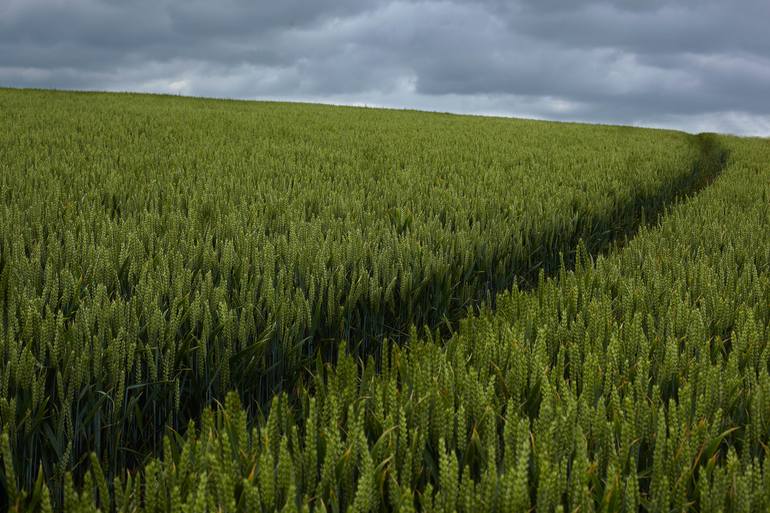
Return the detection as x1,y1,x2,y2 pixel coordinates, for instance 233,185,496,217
1,0,768,134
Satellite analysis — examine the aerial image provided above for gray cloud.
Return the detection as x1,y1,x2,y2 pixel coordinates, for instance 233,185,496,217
1,0,768,135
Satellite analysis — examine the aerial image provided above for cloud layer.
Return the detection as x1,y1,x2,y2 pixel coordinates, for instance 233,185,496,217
2,0,769,135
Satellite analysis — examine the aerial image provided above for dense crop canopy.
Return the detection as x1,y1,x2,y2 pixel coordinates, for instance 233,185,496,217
2,89,762,512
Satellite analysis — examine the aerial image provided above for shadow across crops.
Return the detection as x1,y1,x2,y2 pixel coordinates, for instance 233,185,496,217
118,133,732,499
222,132,731,415
314,132,730,364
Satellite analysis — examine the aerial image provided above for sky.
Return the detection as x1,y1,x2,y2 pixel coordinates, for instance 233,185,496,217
2,0,769,136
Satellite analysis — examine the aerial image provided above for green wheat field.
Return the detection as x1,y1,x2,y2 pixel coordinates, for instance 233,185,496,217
1,88,769,512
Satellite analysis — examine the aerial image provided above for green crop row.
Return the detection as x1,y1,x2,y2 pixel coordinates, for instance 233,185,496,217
3,133,766,512
0,88,722,502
